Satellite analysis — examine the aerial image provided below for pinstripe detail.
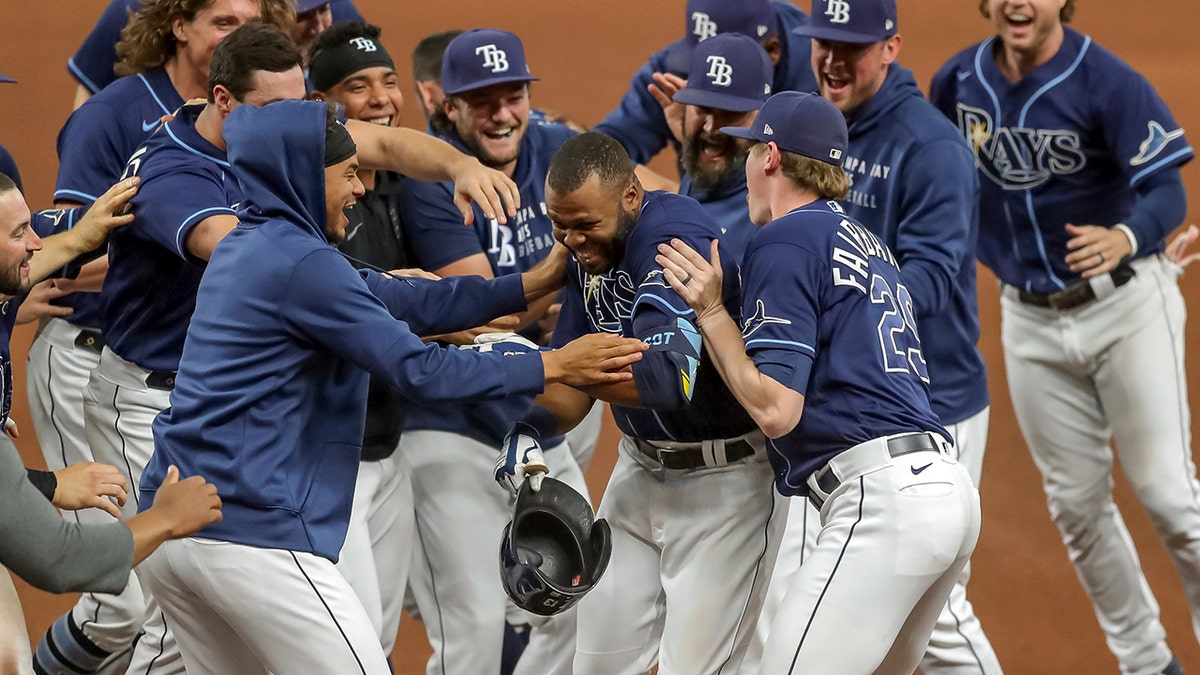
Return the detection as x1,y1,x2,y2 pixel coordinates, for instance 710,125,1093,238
788,476,866,673
413,514,448,674
111,385,140,508
717,484,778,674
289,552,367,674
138,611,168,675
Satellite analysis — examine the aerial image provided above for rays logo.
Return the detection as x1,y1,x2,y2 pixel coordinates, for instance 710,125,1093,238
349,37,377,52
955,104,1086,190
705,56,733,87
742,299,791,339
476,44,509,73
1130,121,1185,166
581,268,636,334
692,11,718,41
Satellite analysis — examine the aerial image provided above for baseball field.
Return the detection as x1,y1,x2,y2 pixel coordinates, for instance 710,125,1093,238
1,1,1197,672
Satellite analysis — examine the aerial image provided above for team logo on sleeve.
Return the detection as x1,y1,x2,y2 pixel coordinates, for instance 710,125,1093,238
582,269,636,334
1130,121,1185,166
955,104,1086,190
741,299,791,339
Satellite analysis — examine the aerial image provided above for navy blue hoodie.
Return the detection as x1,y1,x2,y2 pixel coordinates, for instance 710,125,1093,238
140,100,546,561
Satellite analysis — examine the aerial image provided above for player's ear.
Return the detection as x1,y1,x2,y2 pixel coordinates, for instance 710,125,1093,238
881,35,902,65
760,36,782,67
212,85,234,115
171,17,189,44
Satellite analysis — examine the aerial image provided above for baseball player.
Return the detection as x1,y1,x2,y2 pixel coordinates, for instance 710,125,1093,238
411,30,464,136
496,131,777,675
134,98,646,674
396,28,590,675
594,0,815,170
307,20,415,652
664,32,773,261
66,0,362,108
654,90,980,673
743,1,1003,673
930,2,1196,673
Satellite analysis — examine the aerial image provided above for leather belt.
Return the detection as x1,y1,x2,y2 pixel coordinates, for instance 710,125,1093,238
1016,264,1136,311
809,432,944,509
73,328,105,355
634,437,757,472
145,370,177,391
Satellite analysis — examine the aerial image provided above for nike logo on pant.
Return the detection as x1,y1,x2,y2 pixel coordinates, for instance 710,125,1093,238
911,462,933,475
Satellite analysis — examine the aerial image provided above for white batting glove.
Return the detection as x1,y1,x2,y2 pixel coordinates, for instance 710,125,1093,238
468,332,541,355
495,423,549,494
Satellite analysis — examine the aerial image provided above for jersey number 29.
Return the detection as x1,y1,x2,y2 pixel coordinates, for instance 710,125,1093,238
870,274,930,383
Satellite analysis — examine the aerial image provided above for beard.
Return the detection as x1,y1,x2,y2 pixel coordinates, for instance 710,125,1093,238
0,257,28,296
458,121,526,170
602,201,638,271
681,130,749,193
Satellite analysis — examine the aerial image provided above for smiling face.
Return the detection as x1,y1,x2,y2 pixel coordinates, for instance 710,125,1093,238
324,154,365,244
293,3,333,56
173,0,261,81
985,0,1067,64
811,35,900,114
546,173,640,274
444,81,530,175
0,189,42,296
681,105,756,192
320,66,405,127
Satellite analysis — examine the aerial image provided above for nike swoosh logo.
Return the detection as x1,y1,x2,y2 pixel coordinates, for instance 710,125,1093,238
142,118,160,132
911,462,933,475
957,70,971,82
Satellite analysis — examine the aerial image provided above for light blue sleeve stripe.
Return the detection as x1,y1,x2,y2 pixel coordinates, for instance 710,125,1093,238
1130,147,1194,186
53,189,99,204
67,58,101,95
632,293,692,317
174,207,237,257
745,338,815,354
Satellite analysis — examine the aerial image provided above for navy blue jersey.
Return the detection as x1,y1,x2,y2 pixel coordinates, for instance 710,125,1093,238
680,170,757,264
69,0,364,94
594,1,816,167
743,200,945,496
552,190,756,442
930,28,1194,292
0,145,22,194
398,120,575,446
100,104,239,373
836,64,988,425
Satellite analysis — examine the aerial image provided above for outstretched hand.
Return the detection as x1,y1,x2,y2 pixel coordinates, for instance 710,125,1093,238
449,157,520,226
656,238,725,325
70,177,139,254
52,461,128,519
648,72,687,144
543,333,648,387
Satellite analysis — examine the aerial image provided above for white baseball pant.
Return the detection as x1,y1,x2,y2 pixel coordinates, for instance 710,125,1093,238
140,538,390,674
759,435,981,673
1001,254,1199,675
574,435,778,675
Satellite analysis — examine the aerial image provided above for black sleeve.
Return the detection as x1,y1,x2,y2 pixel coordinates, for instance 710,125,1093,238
25,468,57,502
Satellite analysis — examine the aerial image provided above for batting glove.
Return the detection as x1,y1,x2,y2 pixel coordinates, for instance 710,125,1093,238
467,332,541,355
495,422,549,494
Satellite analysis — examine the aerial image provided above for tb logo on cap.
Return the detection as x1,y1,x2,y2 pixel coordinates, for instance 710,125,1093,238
476,44,510,73
692,11,718,41
349,37,377,52
705,56,733,87
825,0,851,24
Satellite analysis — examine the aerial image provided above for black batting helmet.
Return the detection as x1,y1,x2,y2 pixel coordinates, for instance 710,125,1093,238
499,477,612,617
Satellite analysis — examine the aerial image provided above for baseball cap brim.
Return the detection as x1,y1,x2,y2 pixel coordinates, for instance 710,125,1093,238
0,73,15,84
719,126,761,143
674,87,764,113
443,74,540,97
792,24,888,45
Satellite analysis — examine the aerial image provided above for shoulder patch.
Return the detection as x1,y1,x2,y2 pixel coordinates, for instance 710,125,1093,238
1131,121,1185,166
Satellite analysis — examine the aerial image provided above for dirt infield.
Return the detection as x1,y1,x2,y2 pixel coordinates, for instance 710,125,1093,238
1,1,1197,672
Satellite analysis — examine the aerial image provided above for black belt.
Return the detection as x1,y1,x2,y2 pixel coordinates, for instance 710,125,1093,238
1016,264,1136,311
73,328,105,354
634,437,756,471
811,433,943,504
145,370,177,391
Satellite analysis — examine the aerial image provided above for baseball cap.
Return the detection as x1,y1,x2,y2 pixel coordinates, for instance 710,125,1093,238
441,28,539,96
295,0,331,14
664,0,776,74
721,91,848,166
794,0,898,44
673,34,772,113
0,73,14,84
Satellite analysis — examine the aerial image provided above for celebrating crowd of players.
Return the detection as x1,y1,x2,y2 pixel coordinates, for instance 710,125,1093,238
0,0,1196,673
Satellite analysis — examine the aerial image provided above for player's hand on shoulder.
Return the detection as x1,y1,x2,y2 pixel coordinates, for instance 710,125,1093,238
72,177,139,253
1064,223,1133,278
1167,224,1200,270
648,72,687,144
150,465,223,538
656,238,725,325
543,332,648,387
495,422,549,494
51,461,129,519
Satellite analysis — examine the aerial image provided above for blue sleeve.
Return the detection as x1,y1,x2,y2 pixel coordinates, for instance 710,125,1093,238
1126,168,1187,251
68,0,134,94
361,270,527,336
30,207,84,238
742,237,821,396
894,139,978,318
55,100,134,204
593,54,676,166
130,165,235,260
398,178,487,271
329,0,363,22
284,248,546,404
0,145,22,194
